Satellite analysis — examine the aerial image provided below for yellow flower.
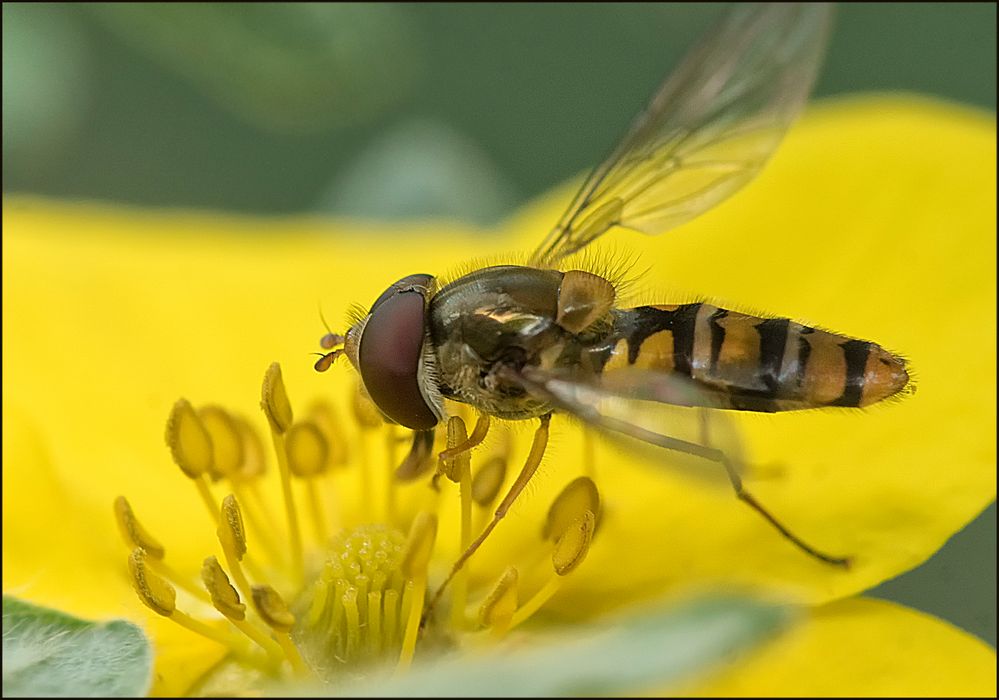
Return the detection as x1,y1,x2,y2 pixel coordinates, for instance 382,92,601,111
2,95,995,696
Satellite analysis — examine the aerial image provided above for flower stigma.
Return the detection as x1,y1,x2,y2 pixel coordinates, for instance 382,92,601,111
115,362,600,694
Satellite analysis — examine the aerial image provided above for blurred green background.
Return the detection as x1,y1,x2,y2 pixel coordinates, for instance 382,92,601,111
3,3,995,646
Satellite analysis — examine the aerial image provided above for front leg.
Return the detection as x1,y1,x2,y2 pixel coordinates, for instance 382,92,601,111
436,413,491,479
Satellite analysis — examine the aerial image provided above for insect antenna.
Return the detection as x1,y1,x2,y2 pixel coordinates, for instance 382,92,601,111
313,349,344,373
317,301,345,350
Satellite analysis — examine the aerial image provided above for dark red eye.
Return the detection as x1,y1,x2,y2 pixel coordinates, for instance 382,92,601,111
358,274,438,430
369,274,434,313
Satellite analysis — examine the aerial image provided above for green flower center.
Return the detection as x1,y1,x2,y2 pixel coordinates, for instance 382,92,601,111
294,524,408,679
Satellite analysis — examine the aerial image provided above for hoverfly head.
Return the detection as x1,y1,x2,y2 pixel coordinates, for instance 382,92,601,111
340,274,442,431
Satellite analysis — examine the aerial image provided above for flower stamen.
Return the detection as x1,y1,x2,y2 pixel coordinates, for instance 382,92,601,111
113,495,164,559
441,416,474,631
114,497,211,604
201,556,284,663
541,476,600,542
285,420,331,545
510,510,596,631
383,425,400,525
437,413,490,473
398,512,437,671
128,548,241,651
351,383,382,520
116,360,613,691
478,566,518,638
251,585,309,675
166,398,218,525
471,454,508,510
261,363,304,584
200,406,285,567
426,413,551,620
217,494,259,602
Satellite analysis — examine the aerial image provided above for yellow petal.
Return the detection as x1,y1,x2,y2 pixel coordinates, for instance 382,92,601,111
684,597,997,697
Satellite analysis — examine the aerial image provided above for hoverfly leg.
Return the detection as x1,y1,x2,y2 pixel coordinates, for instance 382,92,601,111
423,413,552,625
596,412,850,568
436,413,491,477
703,411,851,568
699,408,781,481
718,450,850,568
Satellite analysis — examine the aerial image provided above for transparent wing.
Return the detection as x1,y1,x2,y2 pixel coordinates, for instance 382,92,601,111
531,3,833,268
506,365,745,484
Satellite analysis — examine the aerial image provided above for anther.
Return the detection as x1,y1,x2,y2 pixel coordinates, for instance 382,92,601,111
471,456,507,508
115,499,213,603
395,429,436,481
201,555,246,621
542,477,600,542
352,383,383,429
166,399,221,524
128,547,175,617
552,511,595,576
219,494,248,561
198,405,244,481
129,548,240,650
401,512,438,579
286,420,331,545
202,556,284,662
261,363,294,434
437,414,490,476
218,494,257,602
478,566,518,633
197,411,283,567
440,416,470,483
251,585,295,633
508,510,597,632
114,496,165,559
307,400,348,468
285,421,329,478
166,398,214,478
252,585,309,676
231,414,267,480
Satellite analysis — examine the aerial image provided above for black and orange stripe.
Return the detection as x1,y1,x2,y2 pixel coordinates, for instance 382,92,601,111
599,303,909,412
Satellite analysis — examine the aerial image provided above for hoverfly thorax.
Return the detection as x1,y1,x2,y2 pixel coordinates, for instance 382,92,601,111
345,273,444,431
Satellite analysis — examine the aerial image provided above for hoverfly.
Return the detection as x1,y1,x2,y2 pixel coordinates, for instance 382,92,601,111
315,3,910,611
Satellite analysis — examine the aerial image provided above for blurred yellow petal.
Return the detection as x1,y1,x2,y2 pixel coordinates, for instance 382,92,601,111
686,597,997,697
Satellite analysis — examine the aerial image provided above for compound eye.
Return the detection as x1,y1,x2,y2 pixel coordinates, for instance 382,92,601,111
358,276,438,430
369,274,434,313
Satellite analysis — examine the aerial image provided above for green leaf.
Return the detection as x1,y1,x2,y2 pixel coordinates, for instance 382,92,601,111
2,595,152,698
337,597,793,697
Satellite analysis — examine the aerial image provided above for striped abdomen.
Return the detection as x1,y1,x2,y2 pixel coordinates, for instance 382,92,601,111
600,303,909,412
